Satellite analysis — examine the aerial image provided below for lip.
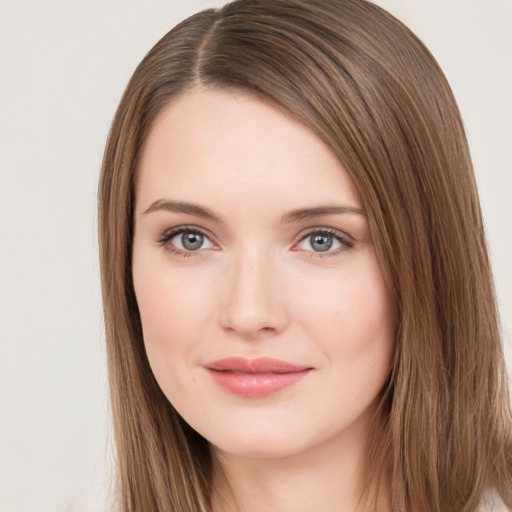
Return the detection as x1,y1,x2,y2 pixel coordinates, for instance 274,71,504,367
204,357,313,398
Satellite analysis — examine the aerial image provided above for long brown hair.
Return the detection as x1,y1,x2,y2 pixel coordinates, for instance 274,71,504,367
98,1,512,510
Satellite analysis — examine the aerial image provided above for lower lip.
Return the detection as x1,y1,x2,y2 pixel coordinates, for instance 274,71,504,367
207,369,311,398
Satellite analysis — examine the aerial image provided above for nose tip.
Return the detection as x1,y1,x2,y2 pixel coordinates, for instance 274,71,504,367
222,303,279,339
219,257,288,339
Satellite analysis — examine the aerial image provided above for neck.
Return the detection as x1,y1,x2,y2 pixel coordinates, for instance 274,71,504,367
209,415,391,512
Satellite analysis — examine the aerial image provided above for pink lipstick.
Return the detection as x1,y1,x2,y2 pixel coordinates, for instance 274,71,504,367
204,357,312,398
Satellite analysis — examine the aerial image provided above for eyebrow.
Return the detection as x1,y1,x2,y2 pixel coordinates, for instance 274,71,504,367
143,199,365,223
280,205,366,223
143,199,222,222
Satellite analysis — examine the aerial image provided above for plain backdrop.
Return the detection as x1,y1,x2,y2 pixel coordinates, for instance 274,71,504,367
0,1,510,510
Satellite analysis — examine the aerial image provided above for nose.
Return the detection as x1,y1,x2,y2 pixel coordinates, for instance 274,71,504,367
219,248,289,340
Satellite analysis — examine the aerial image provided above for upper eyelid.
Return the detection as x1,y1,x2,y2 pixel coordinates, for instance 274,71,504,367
159,225,215,242
295,226,353,242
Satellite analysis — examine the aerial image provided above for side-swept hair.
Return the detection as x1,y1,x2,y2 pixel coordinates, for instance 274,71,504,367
98,1,512,510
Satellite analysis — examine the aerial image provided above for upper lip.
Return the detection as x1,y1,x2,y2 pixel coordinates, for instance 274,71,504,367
205,357,312,374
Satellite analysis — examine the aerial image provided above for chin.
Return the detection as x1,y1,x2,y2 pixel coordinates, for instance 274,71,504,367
211,435,307,460
193,413,350,462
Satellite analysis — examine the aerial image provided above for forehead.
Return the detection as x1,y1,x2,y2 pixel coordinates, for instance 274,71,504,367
135,88,361,214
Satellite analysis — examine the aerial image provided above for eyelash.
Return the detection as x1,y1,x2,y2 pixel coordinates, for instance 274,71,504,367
156,226,353,258
296,228,354,258
157,225,214,258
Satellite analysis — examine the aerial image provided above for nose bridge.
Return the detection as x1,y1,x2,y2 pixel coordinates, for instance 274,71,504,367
220,242,287,338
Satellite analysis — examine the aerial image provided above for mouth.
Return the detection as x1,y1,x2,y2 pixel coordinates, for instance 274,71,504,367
204,357,313,398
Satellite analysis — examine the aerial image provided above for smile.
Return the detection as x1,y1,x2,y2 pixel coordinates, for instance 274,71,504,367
204,357,313,398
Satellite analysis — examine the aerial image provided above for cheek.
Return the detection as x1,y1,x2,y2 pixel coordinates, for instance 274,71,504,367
297,255,396,367
303,266,395,429
132,251,217,365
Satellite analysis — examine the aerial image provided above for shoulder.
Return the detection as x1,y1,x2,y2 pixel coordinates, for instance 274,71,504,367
480,491,510,512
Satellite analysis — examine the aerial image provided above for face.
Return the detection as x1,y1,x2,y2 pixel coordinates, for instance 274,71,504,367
132,89,396,459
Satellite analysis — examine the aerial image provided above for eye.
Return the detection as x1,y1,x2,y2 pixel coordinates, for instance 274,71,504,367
295,229,352,255
158,227,215,254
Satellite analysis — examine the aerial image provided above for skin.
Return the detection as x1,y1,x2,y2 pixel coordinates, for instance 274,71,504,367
132,88,396,512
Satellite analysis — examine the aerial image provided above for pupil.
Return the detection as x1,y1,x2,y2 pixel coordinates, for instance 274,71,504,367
312,234,332,252
182,232,203,250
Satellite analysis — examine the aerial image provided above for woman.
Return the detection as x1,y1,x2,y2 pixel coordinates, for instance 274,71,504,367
98,0,512,510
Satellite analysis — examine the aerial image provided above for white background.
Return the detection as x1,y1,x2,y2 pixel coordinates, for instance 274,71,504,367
0,1,510,510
